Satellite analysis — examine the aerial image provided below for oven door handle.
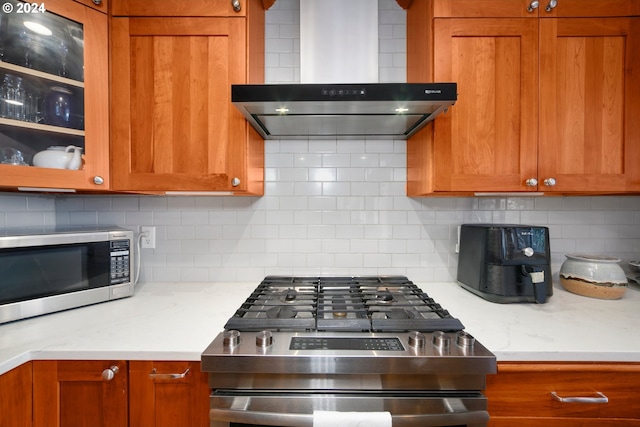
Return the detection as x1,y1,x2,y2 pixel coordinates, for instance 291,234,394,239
210,408,489,427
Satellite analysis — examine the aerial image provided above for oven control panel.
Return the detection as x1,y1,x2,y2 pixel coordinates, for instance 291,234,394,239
290,337,404,351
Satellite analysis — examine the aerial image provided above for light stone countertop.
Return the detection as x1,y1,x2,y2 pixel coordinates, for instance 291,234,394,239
1,280,639,375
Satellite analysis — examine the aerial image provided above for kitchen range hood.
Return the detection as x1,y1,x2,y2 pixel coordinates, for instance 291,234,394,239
232,82,457,140
233,0,457,140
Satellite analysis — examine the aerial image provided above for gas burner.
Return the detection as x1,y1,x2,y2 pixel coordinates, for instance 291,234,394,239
266,306,297,319
375,288,395,304
280,288,298,303
331,295,347,318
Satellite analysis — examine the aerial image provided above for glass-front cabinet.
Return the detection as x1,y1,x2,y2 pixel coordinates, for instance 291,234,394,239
0,0,108,191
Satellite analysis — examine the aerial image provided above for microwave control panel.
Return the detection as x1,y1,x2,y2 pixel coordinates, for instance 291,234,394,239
110,239,131,284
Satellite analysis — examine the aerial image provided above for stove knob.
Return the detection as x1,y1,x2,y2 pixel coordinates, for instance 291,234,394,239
223,330,241,348
431,331,450,349
256,330,273,347
408,331,426,348
456,331,476,348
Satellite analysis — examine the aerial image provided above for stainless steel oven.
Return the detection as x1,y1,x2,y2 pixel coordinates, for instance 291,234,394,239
202,276,496,427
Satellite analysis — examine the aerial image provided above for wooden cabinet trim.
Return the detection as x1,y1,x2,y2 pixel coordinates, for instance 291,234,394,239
496,361,640,373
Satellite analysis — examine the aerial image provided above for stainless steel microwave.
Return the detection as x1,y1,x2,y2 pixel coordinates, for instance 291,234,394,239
0,226,134,324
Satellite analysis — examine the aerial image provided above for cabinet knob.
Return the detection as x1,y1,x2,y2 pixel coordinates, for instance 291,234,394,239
231,0,241,12
525,178,538,187
93,176,104,185
527,1,539,12
101,366,119,381
231,177,241,187
543,177,557,187
545,0,558,12
92,0,102,4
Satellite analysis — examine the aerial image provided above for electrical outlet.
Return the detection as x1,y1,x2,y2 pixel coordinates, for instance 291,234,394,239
141,226,156,249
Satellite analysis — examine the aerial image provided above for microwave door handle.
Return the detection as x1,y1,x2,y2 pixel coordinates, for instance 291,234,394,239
210,406,490,427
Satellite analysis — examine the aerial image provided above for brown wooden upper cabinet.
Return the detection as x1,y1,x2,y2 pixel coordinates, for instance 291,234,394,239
110,0,266,195
407,0,640,195
0,0,109,191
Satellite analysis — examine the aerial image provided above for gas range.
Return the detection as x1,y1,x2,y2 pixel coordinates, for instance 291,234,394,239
223,275,465,332
201,276,496,427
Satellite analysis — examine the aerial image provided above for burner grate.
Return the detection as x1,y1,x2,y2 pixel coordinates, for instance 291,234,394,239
223,276,464,332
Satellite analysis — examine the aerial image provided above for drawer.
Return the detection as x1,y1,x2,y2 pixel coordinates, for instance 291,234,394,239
489,417,640,427
485,363,640,420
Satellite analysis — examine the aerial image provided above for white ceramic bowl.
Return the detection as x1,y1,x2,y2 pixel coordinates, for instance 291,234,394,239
559,254,627,299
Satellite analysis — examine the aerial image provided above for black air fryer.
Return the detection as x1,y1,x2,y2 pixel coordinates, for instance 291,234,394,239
457,224,552,303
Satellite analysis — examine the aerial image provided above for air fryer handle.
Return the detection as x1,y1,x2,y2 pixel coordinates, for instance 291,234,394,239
521,266,547,304
533,280,547,304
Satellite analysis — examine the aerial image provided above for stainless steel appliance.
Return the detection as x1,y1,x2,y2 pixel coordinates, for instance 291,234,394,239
201,276,496,427
232,83,457,140
457,224,552,304
0,226,134,324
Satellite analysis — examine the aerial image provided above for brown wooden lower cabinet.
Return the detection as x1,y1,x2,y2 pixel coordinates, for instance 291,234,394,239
486,362,640,427
129,361,210,427
0,362,32,427
30,360,209,427
33,360,129,427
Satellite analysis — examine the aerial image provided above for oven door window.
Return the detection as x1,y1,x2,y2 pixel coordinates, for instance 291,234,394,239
0,241,110,304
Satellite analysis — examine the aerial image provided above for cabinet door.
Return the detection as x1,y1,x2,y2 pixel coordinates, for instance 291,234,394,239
33,360,128,427
431,18,539,192
129,361,209,427
0,0,109,191
486,362,640,425
538,17,640,193
111,17,263,194
0,363,32,427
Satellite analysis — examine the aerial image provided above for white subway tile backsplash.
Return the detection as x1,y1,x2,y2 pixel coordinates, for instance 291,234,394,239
309,168,337,182
98,211,126,225
321,182,351,196
294,182,322,196
293,153,322,167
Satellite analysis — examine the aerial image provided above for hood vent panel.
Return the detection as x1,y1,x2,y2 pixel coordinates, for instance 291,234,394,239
232,83,457,140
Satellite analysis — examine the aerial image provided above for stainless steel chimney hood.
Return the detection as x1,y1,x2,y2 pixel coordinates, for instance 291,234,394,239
232,82,457,140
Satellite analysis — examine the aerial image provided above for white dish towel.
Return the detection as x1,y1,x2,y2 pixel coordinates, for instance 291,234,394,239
313,410,392,427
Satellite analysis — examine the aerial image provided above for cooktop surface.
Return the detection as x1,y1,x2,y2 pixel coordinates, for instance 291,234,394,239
224,276,465,332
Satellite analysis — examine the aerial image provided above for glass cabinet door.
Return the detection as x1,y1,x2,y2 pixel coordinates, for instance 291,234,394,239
0,0,108,190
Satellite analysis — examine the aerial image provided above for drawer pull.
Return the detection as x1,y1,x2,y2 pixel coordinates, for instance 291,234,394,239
551,391,608,404
149,367,190,380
